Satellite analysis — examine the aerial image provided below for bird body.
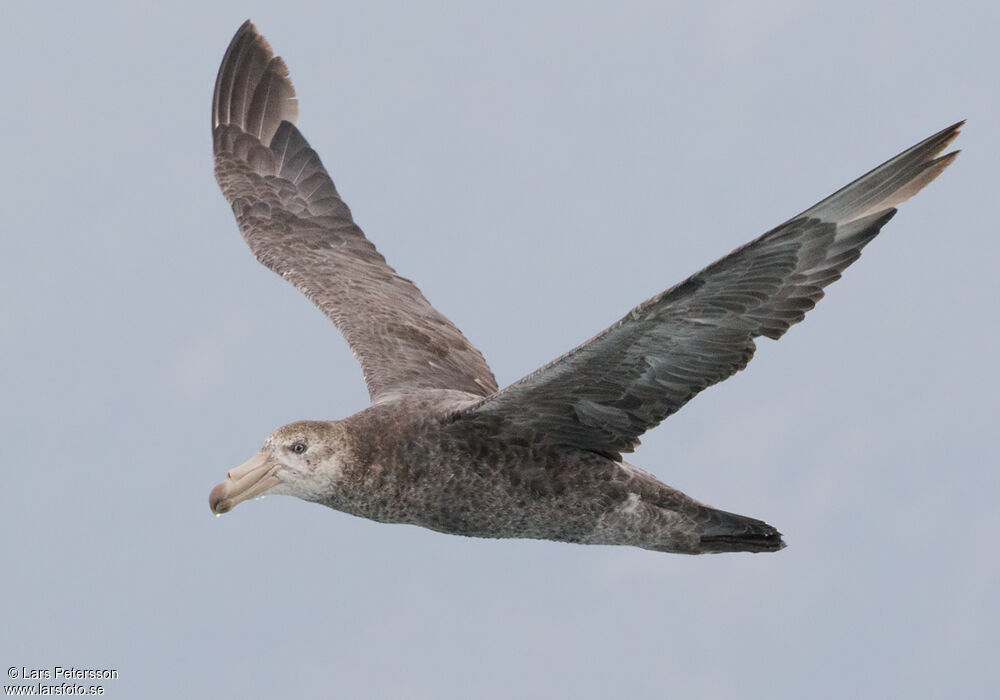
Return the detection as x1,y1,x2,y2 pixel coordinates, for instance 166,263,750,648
208,21,960,554
218,390,780,553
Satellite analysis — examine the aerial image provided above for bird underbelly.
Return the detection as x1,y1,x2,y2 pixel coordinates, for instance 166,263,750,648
335,460,605,542
330,444,684,548
397,466,653,545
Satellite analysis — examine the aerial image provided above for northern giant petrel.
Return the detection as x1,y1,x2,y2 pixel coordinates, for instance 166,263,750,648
208,21,960,554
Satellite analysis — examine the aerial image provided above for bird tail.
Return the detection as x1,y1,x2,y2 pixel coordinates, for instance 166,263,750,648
696,506,786,553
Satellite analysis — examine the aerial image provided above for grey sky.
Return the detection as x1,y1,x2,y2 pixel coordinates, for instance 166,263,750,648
2,2,997,698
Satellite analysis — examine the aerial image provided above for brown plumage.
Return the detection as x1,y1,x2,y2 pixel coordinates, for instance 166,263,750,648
208,20,960,554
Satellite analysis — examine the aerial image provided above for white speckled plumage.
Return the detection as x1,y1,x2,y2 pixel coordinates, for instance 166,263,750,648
208,20,960,554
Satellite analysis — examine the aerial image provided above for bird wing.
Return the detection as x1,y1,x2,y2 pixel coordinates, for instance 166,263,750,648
460,122,962,459
212,21,497,401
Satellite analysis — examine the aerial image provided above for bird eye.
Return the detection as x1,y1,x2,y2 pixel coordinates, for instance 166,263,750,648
290,441,307,454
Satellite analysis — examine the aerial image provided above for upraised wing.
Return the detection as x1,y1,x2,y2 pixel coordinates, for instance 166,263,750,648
461,122,962,459
212,21,497,400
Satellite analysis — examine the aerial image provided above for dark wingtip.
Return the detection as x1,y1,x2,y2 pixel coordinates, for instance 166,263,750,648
930,119,965,154
212,19,299,145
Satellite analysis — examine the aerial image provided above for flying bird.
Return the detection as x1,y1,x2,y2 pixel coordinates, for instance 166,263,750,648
208,20,960,554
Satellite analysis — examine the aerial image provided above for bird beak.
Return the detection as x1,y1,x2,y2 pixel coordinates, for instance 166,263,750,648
209,450,280,515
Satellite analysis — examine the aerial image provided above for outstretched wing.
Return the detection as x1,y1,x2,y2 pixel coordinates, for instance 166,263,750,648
461,122,962,459
212,21,497,400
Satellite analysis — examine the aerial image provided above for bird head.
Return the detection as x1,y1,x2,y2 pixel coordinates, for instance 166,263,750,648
209,420,349,515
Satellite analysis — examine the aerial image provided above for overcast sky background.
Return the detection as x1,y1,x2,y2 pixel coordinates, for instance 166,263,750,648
2,2,997,698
